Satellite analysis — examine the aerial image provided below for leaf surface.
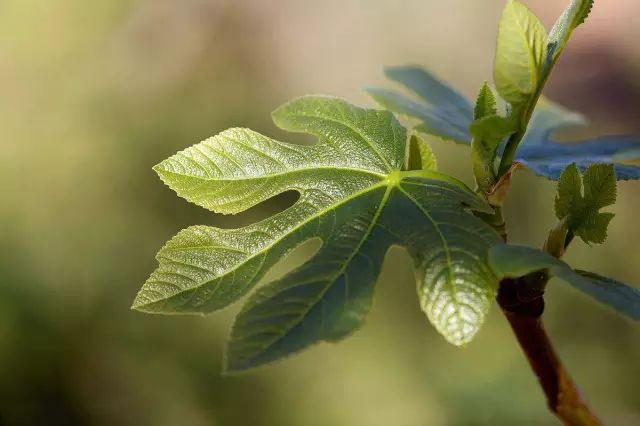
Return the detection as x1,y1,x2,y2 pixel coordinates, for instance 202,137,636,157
555,163,616,244
134,96,501,372
493,0,547,104
489,244,640,321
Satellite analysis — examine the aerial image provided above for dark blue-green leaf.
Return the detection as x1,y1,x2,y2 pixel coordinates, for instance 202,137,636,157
365,66,473,145
489,244,640,321
515,135,640,180
368,66,640,180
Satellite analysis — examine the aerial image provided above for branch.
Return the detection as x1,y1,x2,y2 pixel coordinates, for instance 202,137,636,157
497,277,601,425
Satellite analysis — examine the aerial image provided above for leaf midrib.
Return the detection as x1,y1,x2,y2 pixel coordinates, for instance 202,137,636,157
139,170,476,312
135,180,388,310
396,186,456,316
510,4,541,93
156,165,387,183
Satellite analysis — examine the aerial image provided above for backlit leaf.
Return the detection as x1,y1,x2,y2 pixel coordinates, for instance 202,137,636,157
134,96,501,372
493,0,547,105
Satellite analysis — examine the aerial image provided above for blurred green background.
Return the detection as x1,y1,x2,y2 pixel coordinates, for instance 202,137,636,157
2,1,640,425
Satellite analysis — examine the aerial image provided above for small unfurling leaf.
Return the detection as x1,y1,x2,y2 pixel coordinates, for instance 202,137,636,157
407,134,437,171
470,112,515,192
555,163,616,245
474,82,497,120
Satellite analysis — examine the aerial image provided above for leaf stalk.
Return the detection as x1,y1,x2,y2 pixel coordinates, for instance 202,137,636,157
497,278,601,425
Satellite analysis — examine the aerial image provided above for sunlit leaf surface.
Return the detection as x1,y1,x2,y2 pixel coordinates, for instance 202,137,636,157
133,96,501,372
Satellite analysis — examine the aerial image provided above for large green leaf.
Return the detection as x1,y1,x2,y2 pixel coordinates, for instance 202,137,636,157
489,245,640,321
133,96,501,372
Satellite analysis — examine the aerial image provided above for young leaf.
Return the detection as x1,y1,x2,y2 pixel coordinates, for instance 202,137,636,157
555,163,582,220
367,67,640,181
470,83,503,191
474,82,497,120
470,115,514,143
496,0,594,176
545,0,594,74
555,163,616,244
493,0,547,105
407,134,437,171
470,112,515,192
489,244,640,321
134,96,501,372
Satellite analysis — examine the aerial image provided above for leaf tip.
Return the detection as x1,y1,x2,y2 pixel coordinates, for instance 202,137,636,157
130,293,154,313
222,344,263,376
130,287,172,314
442,324,481,348
152,161,172,184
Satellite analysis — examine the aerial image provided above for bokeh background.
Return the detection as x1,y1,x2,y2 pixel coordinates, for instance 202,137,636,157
2,1,640,425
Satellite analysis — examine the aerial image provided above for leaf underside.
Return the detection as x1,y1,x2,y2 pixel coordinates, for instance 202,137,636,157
367,66,640,180
134,96,501,372
489,245,640,322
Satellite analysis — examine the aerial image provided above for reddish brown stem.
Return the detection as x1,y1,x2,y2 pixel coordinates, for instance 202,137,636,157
497,278,601,425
